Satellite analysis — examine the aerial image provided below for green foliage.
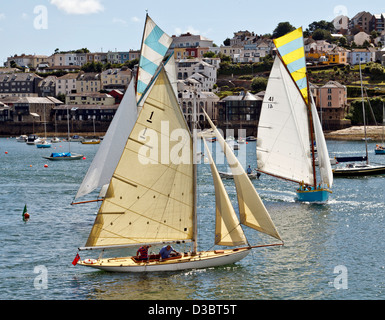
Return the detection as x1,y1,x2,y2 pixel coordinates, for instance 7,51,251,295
272,22,296,38
251,77,267,92
81,61,103,73
365,62,385,80
349,97,385,125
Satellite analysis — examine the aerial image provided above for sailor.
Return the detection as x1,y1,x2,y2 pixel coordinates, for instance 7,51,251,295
159,245,179,259
247,165,252,174
136,245,151,260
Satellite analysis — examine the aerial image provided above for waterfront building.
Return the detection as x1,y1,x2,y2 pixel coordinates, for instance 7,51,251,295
101,67,132,91
76,72,101,93
0,73,43,98
65,92,115,106
56,73,78,96
310,81,350,130
38,75,57,97
217,91,263,137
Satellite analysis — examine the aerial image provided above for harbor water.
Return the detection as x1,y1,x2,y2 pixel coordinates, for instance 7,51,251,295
0,137,384,300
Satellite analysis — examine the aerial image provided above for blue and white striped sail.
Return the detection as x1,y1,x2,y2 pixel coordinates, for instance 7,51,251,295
136,15,172,102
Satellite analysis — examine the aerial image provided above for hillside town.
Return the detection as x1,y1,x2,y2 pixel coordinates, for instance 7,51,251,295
1,10,385,137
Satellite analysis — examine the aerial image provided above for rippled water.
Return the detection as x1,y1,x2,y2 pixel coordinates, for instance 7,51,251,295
0,138,384,300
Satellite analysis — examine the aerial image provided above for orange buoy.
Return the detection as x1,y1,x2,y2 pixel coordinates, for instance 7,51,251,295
44,164,48,168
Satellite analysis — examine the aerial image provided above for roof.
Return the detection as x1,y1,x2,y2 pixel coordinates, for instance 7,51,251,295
322,81,346,89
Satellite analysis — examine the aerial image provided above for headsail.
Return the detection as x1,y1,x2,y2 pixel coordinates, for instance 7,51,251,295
202,110,282,241
203,139,247,246
273,27,308,103
75,79,138,199
84,68,195,249
136,14,172,103
310,91,333,188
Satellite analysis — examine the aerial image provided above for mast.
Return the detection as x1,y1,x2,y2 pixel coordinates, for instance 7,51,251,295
192,88,198,254
135,12,148,96
306,80,317,187
359,59,369,164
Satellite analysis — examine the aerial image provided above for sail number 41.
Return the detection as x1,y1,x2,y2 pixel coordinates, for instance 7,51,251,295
267,96,274,108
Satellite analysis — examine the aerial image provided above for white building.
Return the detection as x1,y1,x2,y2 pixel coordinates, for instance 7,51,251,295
56,73,77,96
176,59,217,92
348,49,374,65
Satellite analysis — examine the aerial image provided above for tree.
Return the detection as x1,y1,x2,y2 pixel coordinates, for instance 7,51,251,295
251,77,267,92
312,29,332,41
203,51,216,58
272,22,296,38
223,38,230,46
307,20,335,34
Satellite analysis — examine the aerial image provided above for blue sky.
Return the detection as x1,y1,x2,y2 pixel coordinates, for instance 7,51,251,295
0,0,384,65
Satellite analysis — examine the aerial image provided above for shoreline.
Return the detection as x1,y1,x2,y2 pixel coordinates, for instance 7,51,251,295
325,126,384,141
2,126,384,141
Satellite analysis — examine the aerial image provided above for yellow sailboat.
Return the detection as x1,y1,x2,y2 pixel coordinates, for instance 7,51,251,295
75,68,282,272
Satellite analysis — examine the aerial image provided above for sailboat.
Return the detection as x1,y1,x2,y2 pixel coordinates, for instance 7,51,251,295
256,27,333,202
74,67,282,272
375,103,385,155
82,116,101,144
333,61,385,176
36,105,51,148
42,107,83,160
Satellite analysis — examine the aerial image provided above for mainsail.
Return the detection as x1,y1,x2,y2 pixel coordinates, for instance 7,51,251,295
203,110,282,241
136,14,172,103
84,68,194,248
202,139,247,246
257,55,313,185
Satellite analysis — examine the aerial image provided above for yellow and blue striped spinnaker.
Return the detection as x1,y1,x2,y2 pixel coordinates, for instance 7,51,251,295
273,27,308,103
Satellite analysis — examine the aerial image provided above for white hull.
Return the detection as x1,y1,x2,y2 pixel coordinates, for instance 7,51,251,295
78,248,250,273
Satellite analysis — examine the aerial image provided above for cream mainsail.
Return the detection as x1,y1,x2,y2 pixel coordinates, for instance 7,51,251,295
202,139,247,246
85,68,194,248
202,110,282,241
